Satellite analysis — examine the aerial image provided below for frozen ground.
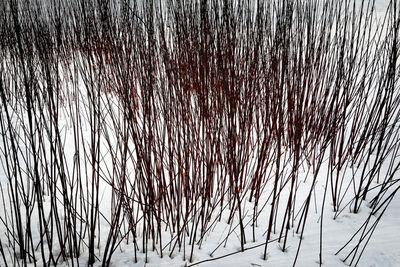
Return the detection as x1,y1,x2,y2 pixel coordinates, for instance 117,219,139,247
3,136,398,267
104,196,400,267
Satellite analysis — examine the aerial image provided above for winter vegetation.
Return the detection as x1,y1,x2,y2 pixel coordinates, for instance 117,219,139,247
0,0,399,266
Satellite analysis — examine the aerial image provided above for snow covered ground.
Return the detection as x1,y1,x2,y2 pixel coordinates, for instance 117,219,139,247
2,120,398,266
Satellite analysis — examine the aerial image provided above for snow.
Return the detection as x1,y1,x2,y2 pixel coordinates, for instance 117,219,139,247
2,131,398,266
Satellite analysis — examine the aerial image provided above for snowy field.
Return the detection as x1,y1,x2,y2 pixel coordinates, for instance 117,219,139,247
1,137,400,267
